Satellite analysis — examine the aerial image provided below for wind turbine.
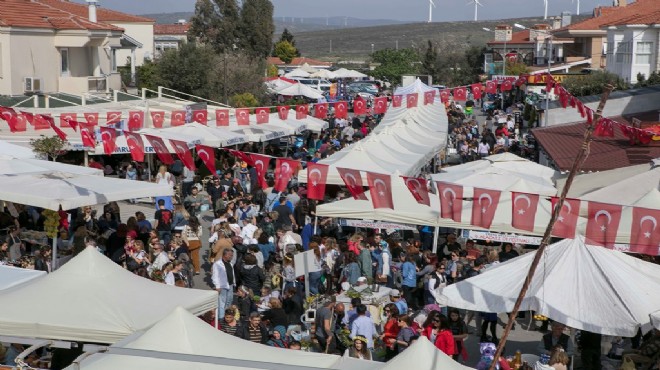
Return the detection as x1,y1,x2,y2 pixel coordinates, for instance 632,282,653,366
467,0,484,21
428,0,436,23
543,0,548,19
573,0,580,14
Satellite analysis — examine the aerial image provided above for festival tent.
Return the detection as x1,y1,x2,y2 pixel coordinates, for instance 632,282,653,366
265,77,296,93
0,140,36,158
332,68,368,79
378,336,473,370
228,126,290,142
440,153,559,182
651,310,660,329
0,265,46,291
295,113,329,133
577,165,660,209
276,83,325,100
0,155,102,176
285,68,312,78
393,78,438,95
556,161,656,198
154,122,249,147
310,69,337,79
431,167,558,196
265,112,307,134
438,236,660,336
0,247,217,344
137,127,204,146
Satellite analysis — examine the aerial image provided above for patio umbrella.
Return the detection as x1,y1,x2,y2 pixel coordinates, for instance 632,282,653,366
309,69,337,79
333,68,368,79
276,83,324,100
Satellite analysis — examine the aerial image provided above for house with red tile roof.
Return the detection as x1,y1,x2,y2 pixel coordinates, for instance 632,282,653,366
154,22,190,58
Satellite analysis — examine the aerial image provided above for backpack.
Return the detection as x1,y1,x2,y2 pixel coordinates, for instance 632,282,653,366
265,192,280,212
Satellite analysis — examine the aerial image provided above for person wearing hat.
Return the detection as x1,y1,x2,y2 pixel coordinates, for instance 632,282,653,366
390,289,408,316
266,325,288,348
347,335,372,360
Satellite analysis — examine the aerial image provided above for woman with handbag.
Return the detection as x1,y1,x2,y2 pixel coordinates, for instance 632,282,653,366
181,216,203,275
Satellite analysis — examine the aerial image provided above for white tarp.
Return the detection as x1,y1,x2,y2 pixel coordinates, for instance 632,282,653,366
149,123,248,147
277,83,324,100
0,248,217,344
651,310,660,330
439,236,660,336
0,265,46,291
556,161,656,198
0,156,102,176
332,68,368,79
379,336,474,370
393,78,438,95
284,68,311,78
442,153,559,182
0,140,36,158
431,167,557,196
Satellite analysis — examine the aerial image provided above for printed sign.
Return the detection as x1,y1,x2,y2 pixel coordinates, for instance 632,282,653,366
462,229,542,245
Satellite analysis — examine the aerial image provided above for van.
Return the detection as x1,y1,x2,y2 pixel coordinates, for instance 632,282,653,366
291,78,332,92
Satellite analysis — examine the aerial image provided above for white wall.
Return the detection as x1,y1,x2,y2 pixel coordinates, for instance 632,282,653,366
8,29,59,95
607,28,660,84
0,32,11,95
111,22,154,67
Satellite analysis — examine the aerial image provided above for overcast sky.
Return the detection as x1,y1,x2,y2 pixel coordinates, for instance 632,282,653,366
81,0,613,22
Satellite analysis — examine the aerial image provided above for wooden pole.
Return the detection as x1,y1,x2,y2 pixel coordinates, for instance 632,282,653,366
488,84,614,370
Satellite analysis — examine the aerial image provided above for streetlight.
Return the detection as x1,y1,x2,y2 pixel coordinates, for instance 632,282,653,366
483,27,507,110
515,23,551,127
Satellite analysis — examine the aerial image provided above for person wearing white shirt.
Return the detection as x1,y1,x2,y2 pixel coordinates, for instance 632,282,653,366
212,248,236,318
149,243,169,274
240,219,258,245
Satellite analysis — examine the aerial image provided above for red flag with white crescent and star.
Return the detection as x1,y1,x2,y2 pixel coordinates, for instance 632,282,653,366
353,97,367,115
314,103,328,119
193,110,208,125
550,197,581,239
471,188,501,229
225,149,253,166
515,75,528,87
306,163,329,201
337,167,367,200
367,172,394,209
585,201,622,247
145,135,174,165
250,153,271,190
511,192,540,232
0,107,23,132
123,131,145,162
295,104,308,120
21,111,49,130
334,101,348,119
171,110,186,126
436,182,463,222
106,111,121,126
35,114,53,130
215,109,229,126
471,84,482,100
439,89,450,103
99,126,117,155
273,158,299,192
545,73,555,92
84,112,99,126
60,113,77,129
453,87,467,101
195,144,217,176
391,95,403,108
128,111,144,131
79,123,96,148
373,97,388,114
10,114,28,132
406,93,419,108
629,206,660,255
277,106,290,120
485,80,497,94
150,111,165,128
424,90,435,105
401,176,430,206
236,108,250,125
49,120,68,141
501,79,513,92
594,118,615,137
170,139,196,171
255,107,270,124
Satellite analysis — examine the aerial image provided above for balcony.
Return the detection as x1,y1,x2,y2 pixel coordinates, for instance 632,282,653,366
59,73,121,95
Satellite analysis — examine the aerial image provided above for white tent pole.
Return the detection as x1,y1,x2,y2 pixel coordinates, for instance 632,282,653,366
84,151,89,167
214,307,219,329
303,254,310,298
51,236,57,271
432,226,439,254
313,216,318,235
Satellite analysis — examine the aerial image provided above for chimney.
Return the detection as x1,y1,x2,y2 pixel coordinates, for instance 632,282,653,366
552,16,561,30
176,19,186,25
86,0,99,23
530,24,551,41
614,0,627,6
495,25,512,42
561,11,572,27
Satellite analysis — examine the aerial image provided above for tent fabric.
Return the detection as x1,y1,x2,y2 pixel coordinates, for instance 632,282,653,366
379,336,473,370
439,236,660,336
441,153,558,182
153,123,249,147
332,68,368,79
393,79,438,95
0,171,173,211
651,310,660,330
556,161,656,198
431,167,557,196
284,68,311,78
0,156,102,176
277,83,324,100
309,69,337,79
0,248,217,344
0,140,36,158
0,265,46,291
578,166,660,207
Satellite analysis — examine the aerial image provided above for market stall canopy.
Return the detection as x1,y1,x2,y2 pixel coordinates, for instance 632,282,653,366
266,112,307,134
265,77,296,93
277,83,324,100
228,126,289,142
0,265,46,291
155,122,248,147
300,63,320,73
284,68,311,78
0,247,217,344
439,236,660,336
441,153,559,183
651,310,660,330
393,78,437,95
379,336,473,370
0,171,173,211
0,156,102,176
556,160,657,198
309,69,337,79
0,140,36,158
431,167,557,196
332,68,368,79
578,165,660,208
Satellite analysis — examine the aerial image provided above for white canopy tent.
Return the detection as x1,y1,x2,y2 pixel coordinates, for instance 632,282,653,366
379,336,473,370
431,167,558,196
0,265,46,291
266,78,295,93
439,236,660,336
284,68,311,78
578,165,660,209
0,155,102,176
277,83,325,100
0,140,36,158
393,78,438,95
0,247,217,344
556,160,657,198
152,122,249,147
266,112,307,134
332,68,369,79
441,153,559,182
651,310,660,330
309,69,337,79
228,126,290,142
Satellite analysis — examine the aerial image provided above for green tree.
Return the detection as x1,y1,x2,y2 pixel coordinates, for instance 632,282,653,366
156,43,215,98
230,93,259,107
421,40,439,81
266,64,279,77
277,28,300,57
273,41,297,64
240,0,275,58
187,0,241,53
562,70,628,97
136,60,160,91
370,48,419,86
30,136,67,161
505,61,529,76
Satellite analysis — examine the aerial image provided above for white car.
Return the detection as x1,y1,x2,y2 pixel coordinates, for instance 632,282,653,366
291,78,332,92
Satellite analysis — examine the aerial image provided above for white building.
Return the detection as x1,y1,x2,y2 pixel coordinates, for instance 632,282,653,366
154,22,190,58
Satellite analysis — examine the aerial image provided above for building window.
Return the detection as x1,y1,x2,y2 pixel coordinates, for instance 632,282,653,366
636,41,653,64
111,49,117,72
60,48,69,76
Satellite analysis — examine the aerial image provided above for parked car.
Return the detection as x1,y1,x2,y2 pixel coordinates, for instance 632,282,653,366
290,78,332,92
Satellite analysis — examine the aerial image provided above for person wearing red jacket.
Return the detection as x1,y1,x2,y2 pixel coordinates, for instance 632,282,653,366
422,311,456,356
380,303,401,360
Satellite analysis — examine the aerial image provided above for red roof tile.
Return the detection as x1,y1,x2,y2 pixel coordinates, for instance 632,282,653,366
554,0,660,31
0,0,121,31
37,0,154,23
154,23,189,35
267,57,332,67
487,30,534,45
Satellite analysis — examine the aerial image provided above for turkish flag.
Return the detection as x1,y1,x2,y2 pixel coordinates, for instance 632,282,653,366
353,97,367,115
250,153,271,190
170,139,196,171
545,73,555,92
79,124,96,148
10,114,28,133
20,111,34,126
485,80,497,94
255,107,270,124
558,88,569,109
22,111,49,130
337,167,367,200
637,128,654,145
439,90,450,103
106,111,121,126
306,163,329,201
0,107,22,132
215,109,229,126
35,114,53,130
295,104,308,119
99,127,117,154
171,110,186,126
585,201,622,247
193,110,208,125
367,172,394,209
334,101,348,119
315,103,328,119
392,95,403,108
84,112,99,126
402,176,430,206
225,149,253,166
373,97,388,114
195,144,216,176
585,107,594,125
553,83,561,96
576,101,586,118
515,75,528,86
471,84,482,100
406,93,418,108
453,87,467,101
436,182,463,222
123,131,145,162
424,91,435,105
128,111,144,131
277,106,290,120
49,121,68,141
471,188,501,229
569,95,577,108
236,108,250,125
629,207,660,254
550,197,581,239
60,113,77,129
501,80,513,92
594,118,615,137
145,135,174,165
511,192,540,232
273,158,299,192
150,111,165,128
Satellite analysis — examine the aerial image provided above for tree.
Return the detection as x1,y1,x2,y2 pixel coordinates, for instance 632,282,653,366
240,0,275,58
266,64,279,77
562,70,627,97
156,43,216,99
370,48,419,86
187,0,241,53
136,60,160,91
230,93,259,108
421,40,439,80
273,41,297,64
30,136,67,161
279,28,296,46
505,61,529,77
